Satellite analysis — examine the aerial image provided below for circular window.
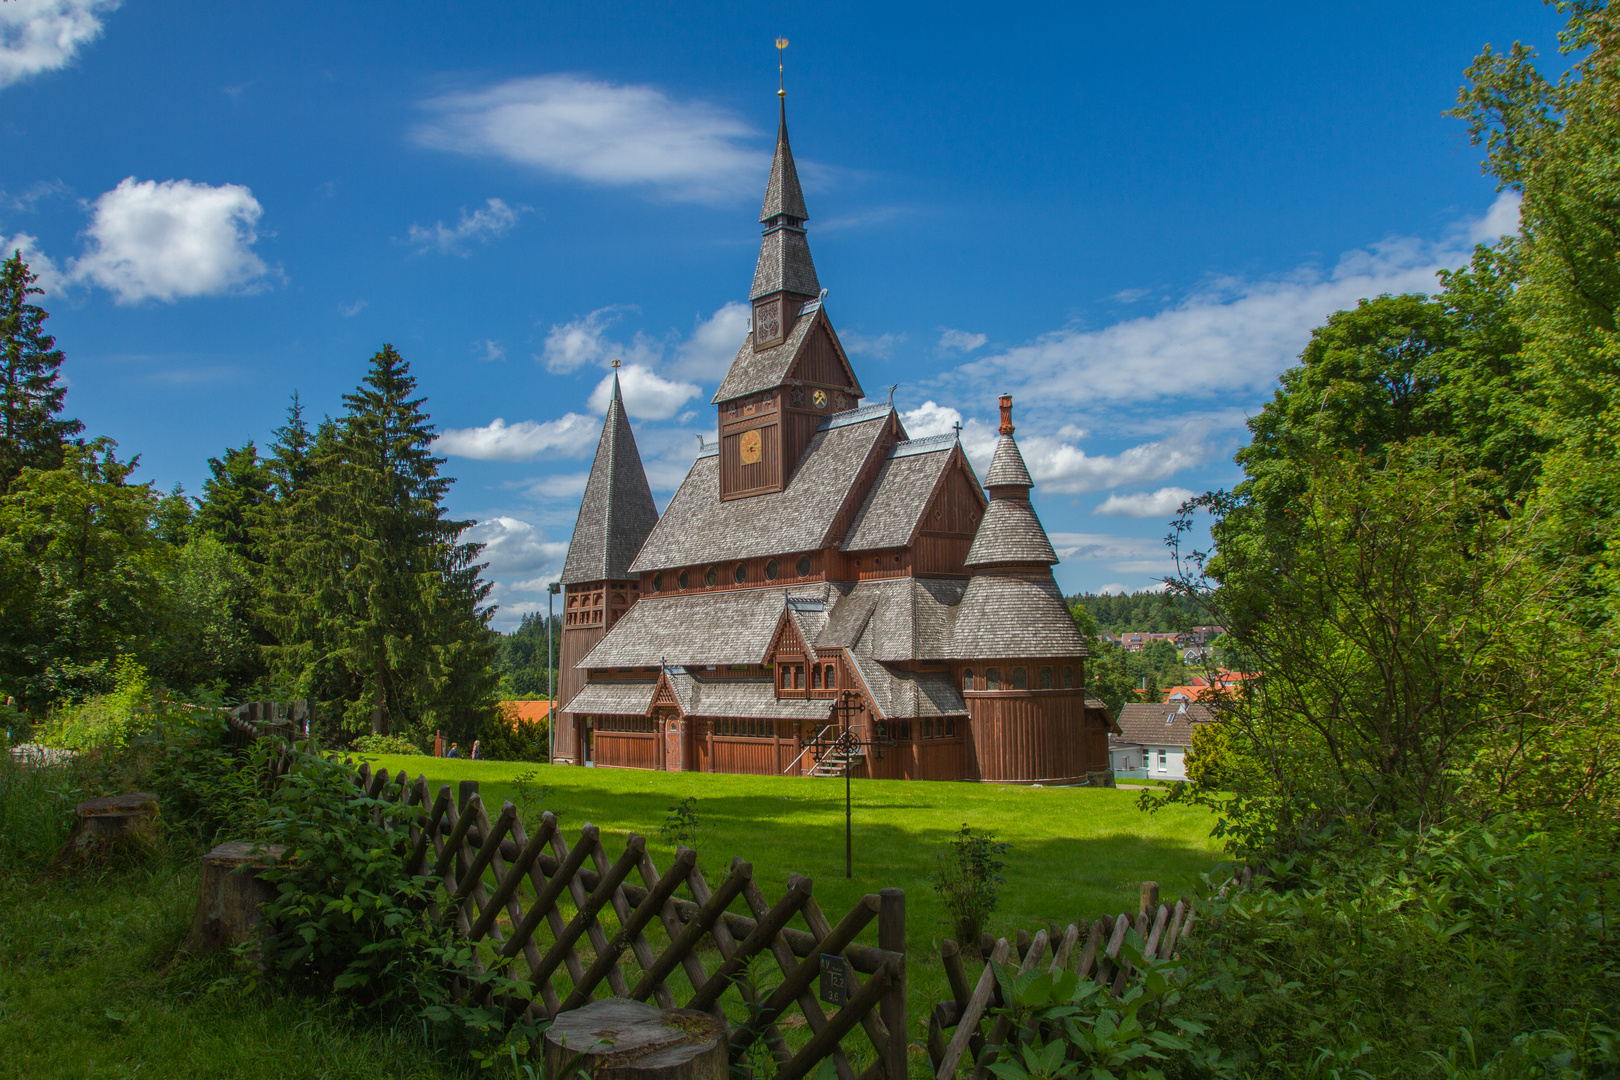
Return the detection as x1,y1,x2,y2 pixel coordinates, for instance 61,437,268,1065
734,562,747,584
765,559,779,581
678,569,689,590
651,573,663,593
705,566,718,587
797,555,812,577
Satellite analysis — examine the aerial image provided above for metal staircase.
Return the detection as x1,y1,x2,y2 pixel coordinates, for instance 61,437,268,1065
808,744,864,777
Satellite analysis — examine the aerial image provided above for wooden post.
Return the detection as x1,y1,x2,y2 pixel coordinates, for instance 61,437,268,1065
544,998,726,1080
187,841,288,952
56,793,160,866
878,888,906,1080
1139,881,1160,919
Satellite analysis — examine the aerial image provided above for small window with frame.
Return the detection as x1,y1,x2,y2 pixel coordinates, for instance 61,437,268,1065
678,569,689,590
1012,667,1028,690
986,667,1000,691
734,562,747,585
963,668,974,692
705,566,718,587
1039,666,1053,689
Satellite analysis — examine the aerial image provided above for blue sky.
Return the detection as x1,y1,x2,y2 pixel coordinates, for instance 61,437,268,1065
2,1,1562,628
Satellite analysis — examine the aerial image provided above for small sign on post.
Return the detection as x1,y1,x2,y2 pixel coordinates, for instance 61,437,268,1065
819,953,849,1006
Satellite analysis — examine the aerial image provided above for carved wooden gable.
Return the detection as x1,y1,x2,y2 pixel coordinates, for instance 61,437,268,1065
784,316,860,406
650,672,683,714
917,449,988,541
764,608,817,665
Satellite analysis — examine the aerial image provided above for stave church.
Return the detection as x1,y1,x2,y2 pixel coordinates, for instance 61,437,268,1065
553,93,1117,783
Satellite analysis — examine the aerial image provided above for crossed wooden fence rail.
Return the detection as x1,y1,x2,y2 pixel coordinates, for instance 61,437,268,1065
925,873,1252,1080
235,707,908,1080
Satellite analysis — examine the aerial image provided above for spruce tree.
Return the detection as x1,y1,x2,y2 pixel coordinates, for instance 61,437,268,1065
262,346,497,739
0,251,81,490
194,441,272,566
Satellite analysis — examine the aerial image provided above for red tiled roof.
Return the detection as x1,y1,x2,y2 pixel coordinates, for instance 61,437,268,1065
500,700,553,724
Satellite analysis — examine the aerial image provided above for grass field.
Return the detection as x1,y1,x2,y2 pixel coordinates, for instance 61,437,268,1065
0,757,1222,1079
362,759,1224,1006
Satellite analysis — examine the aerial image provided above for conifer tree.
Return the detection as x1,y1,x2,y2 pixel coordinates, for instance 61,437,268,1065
262,346,497,739
0,251,81,491
194,441,272,567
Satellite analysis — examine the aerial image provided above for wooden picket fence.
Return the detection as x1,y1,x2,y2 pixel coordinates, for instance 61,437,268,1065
233,708,908,1080
926,873,1253,1080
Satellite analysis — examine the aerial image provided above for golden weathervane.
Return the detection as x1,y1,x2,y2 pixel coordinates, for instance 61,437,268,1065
777,38,788,97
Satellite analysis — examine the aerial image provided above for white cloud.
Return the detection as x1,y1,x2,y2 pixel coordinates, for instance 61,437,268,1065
938,329,987,354
339,299,367,317
1047,532,1165,563
406,197,522,254
70,177,269,304
414,74,768,203
525,472,590,499
466,515,568,575
0,232,64,293
433,413,599,461
670,301,749,380
589,363,700,421
0,0,118,90
540,305,661,373
901,400,962,439
957,190,1524,409
841,330,898,359
955,413,1208,497
1094,487,1196,518
476,339,505,362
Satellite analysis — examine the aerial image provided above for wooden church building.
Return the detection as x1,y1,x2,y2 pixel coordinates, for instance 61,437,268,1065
553,96,1115,783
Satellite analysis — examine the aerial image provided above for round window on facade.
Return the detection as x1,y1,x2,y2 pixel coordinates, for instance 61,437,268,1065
764,558,779,580
705,566,718,587
651,573,663,593
1012,667,1028,690
734,562,747,585
1039,666,1053,689
963,668,974,692
986,667,1001,691
797,555,812,577
678,569,689,590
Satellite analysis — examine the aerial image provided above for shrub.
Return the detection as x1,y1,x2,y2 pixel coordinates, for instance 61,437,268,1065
481,703,549,762
351,733,422,756
933,823,1010,947
0,752,91,875
37,656,151,751
660,796,700,847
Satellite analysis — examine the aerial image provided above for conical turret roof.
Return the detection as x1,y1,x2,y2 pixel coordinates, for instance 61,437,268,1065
965,396,1060,570
760,98,809,223
750,97,819,301
560,375,659,584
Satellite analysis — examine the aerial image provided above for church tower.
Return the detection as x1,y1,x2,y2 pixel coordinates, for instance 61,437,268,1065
555,372,658,763
712,96,864,501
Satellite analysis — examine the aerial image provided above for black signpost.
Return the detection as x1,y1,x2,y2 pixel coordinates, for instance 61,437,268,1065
810,690,892,879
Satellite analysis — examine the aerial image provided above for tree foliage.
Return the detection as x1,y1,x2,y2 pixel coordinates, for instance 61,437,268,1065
0,250,80,492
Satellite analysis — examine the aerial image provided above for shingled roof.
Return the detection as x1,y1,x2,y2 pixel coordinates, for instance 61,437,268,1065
751,227,820,302
1113,702,1214,748
712,306,862,405
628,410,893,572
664,672,832,721
562,680,657,716
983,434,1035,489
951,574,1088,659
579,584,834,670
814,577,965,662
841,436,977,552
560,375,659,585
964,499,1059,568
760,98,809,223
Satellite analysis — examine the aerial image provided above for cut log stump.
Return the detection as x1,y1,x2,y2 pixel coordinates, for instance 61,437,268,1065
544,998,727,1080
186,841,288,952
56,792,160,866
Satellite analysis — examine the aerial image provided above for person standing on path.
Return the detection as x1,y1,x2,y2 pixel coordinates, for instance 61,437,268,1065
471,740,482,760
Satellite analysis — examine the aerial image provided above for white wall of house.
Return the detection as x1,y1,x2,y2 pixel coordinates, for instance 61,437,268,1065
1112,744,1188,781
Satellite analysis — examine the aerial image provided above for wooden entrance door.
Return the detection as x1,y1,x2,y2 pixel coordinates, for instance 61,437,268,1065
660,710,686,771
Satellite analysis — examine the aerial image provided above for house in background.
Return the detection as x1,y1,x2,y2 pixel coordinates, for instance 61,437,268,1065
1110,701,1213,781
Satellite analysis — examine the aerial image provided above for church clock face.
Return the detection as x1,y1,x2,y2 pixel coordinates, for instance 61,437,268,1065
813,389,827,409
739,429,762,465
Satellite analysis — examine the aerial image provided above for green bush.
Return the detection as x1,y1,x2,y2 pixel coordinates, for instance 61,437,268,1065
36,656,152,751
351,733,422,756
480,705,548,762
0,752,91,875
933,823,1010,947
987,823,1620,1079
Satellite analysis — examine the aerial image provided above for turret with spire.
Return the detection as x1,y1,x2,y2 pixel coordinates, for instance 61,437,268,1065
964,396,1059,572
750,95,820,346
555,368,660,763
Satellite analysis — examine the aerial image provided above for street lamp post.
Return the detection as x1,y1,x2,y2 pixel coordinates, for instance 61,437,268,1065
547,581,561,766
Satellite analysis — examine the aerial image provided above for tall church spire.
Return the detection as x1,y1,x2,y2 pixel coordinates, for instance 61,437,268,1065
560,371,659,584
750,95,819,306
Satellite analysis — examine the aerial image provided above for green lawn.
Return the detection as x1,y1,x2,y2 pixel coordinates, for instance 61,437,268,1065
362,758,1223,1014
0,759,1221,1079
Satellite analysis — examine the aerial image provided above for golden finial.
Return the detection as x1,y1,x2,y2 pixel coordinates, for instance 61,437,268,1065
611,357,621,369
776,38,788,97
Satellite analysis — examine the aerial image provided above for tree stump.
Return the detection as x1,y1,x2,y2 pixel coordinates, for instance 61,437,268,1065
186,841,288,952
56,792,160,866
544,998,726,1080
